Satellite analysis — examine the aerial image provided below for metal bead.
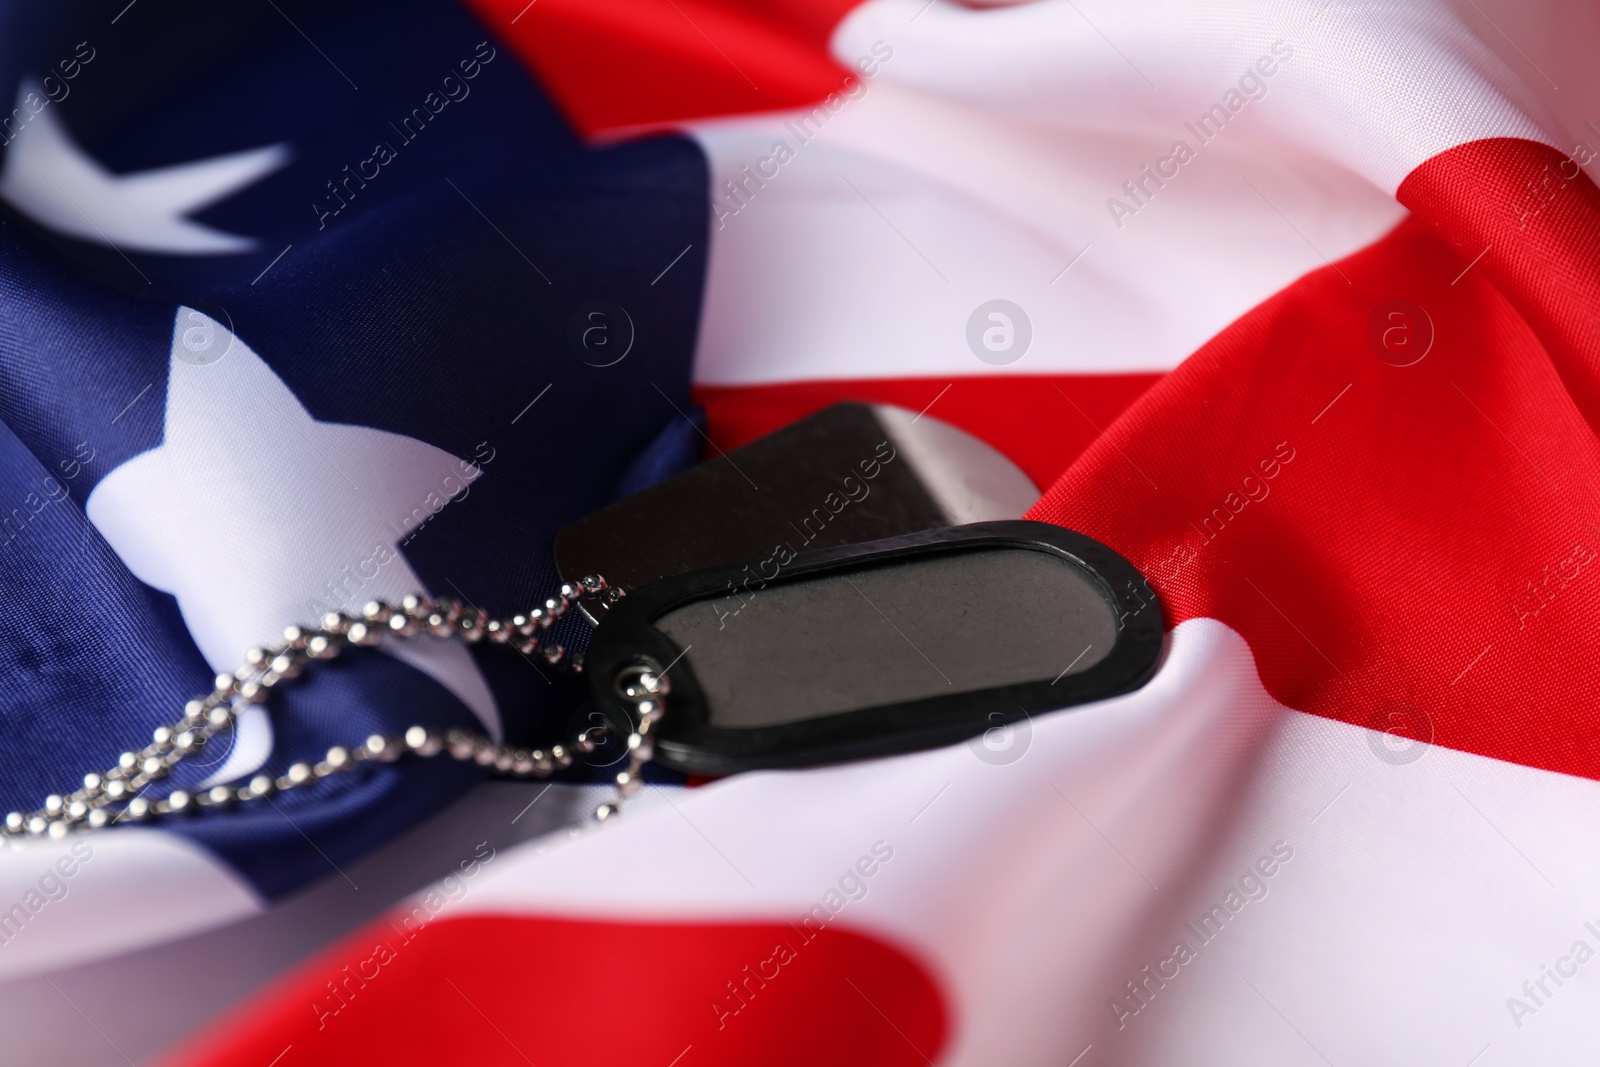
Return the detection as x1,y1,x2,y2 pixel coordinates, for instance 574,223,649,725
405,726,443,757
628,735,654,763
15,576,620,835
456,609,485,642
617,666,666,702
594,801,621,821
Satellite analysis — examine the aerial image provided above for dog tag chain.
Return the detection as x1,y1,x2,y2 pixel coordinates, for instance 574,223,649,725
2,575,667,839
5,521,1162,839
3,405,1163,839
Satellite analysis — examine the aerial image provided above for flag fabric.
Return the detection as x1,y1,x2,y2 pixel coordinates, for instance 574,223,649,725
3,0,1599,1063
0,0,712,969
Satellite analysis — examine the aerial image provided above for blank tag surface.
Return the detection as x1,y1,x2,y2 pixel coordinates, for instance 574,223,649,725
584,521,1162,774
655,548,1118,730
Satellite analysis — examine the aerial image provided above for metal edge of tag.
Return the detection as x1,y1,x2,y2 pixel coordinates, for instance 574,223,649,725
870,403,1038,524
584,520,1163,776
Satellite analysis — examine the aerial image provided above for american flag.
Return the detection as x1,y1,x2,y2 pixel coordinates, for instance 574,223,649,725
2,0,1598,1063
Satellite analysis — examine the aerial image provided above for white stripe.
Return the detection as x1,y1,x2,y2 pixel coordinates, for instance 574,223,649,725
688,80,1404,385
0,829,260,981
833,0,1565,193
448,618,1600,1062
689,0,1594,390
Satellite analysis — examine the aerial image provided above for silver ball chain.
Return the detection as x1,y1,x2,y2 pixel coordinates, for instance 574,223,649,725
2,574,667,839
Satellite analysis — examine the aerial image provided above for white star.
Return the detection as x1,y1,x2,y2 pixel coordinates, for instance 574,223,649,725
87,308,500,784
0,80,288,255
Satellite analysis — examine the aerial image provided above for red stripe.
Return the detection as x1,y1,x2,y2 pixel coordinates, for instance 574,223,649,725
1399,138,1600,432
1029,139,1600,781
162,914,948,1067
697,374,1164,494
465,0,862,136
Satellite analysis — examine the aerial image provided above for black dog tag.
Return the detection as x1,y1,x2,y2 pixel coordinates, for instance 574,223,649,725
556,402,1037,624
584,520,1161,774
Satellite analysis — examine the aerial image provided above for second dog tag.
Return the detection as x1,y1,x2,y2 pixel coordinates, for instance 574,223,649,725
556,402,1037,623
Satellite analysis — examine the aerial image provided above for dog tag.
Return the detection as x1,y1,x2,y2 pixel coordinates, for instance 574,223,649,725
556,402,1037,624
584,520,1162,774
